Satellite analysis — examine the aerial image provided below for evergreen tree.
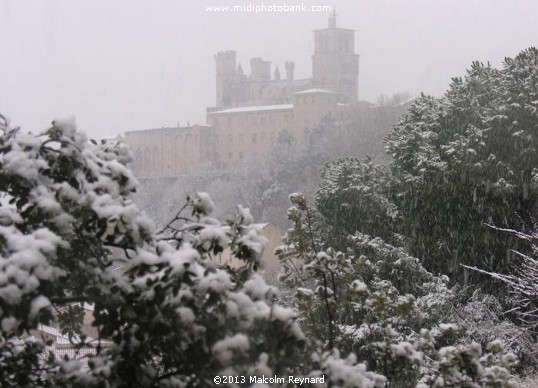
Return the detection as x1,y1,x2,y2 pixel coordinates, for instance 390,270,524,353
386,48,538,284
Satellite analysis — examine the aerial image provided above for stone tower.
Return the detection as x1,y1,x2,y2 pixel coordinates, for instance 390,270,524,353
312,13,359,101
215,50,237,107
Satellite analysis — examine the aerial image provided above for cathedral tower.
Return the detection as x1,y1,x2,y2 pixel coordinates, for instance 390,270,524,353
312,13,359,101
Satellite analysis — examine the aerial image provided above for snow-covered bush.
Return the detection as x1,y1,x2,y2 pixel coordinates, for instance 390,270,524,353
278,193,520,386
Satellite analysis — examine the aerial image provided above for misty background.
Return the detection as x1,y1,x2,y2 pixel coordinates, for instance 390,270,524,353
1,0,538,139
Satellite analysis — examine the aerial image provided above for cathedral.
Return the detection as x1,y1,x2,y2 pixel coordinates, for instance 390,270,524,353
125,15,361,178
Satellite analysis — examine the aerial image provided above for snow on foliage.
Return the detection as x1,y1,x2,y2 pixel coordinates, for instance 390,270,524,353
189,191,215,216
465,227,538,338
278,192,521,386
0,114,398,387
385,48,538,285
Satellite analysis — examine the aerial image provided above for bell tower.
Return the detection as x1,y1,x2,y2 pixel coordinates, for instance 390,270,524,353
312,13,359,101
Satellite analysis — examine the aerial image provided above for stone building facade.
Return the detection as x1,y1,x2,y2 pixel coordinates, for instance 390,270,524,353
125,15,360,178
126,124,216,178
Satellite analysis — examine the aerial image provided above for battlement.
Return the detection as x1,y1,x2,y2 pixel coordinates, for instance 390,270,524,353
215,50,237,75
250,58,271,80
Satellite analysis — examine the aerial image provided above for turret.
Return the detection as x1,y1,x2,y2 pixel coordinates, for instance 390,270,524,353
215,50,237,106
250,57,271,81
285,61,295,83
215,50,236,76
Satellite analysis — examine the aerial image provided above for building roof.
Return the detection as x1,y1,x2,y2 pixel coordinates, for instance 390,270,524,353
37,324,91,344
313,27,355,32
295,88,335,95
125,124,209,136
208,104,293,115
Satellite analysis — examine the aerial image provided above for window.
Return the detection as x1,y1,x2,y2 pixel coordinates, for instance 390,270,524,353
228,152,233,159
252,133,257,143
239,151,244,160
228,134,233,143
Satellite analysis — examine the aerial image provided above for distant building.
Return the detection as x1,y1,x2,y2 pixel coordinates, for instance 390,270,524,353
125,14,361,178
125,124,215,178
211,13,358,108
31,304,111,370
33,324,96,368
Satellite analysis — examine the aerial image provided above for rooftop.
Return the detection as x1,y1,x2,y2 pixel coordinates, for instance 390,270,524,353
208,104,293,115
125,124,209,135
295,88,335,95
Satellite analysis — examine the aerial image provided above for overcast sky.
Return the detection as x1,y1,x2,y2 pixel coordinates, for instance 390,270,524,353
1,0,538,139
